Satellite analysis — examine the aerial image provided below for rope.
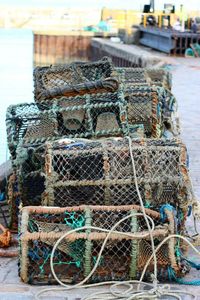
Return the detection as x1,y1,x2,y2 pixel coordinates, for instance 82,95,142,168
160,204,176,222
0,223,18,257
182,257,200,270
34,136,200,300
126,136,158,284
35,231,200,300
168,267,200,285
0,223,11,248
37,77,119,101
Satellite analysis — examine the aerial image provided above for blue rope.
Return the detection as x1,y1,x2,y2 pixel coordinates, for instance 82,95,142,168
182,257,200,271
0,192,5,201
169,98,175,112
157,103,161,117
168,266,200,285
160,204,175,222
168,267,173,281
187,205,192,217
175,277,200,286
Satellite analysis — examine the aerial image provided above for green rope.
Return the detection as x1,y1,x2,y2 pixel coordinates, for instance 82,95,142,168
84,207,92,277
64,212,85,229
129,209,138,279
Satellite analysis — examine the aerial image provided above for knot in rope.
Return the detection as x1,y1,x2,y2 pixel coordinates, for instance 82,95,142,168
155,285,171,297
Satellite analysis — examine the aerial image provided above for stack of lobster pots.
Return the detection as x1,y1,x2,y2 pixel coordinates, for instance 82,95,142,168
6,57,194,284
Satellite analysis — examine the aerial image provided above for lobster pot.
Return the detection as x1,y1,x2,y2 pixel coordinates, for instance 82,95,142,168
15,142,46,207
145,68,172,90
19,205,185,284
125,86,162,138
6,88,169,158
43,138,192,209
34,57,115,102
6,86,172,160
115,67,172,90
17,138,192,210
125,85,179,138
6,92,128,160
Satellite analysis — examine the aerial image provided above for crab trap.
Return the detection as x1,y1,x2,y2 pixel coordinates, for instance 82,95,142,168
16,138,192,212
6,91,129,159
116,67,172,90
7,83,180,162
34,57,115,102
124,85,179,138
19,204,188,284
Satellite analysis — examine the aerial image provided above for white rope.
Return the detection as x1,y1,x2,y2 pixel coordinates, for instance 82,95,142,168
35,224,200,300
49,214,155,287
126,136,158,287
35,136,200,300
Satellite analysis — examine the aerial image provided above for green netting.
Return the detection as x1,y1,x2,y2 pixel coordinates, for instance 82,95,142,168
6,91,128,159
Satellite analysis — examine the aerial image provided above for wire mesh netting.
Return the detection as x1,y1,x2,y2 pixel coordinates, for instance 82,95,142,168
115,67,172,90
19,205,188,284
34,57,115,102
15,138,192,211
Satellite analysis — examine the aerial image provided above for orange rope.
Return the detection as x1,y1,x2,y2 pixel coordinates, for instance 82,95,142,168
0,223,18,257
0,223,11,248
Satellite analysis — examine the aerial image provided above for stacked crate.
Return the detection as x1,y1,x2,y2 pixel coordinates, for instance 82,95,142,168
6,57,193,284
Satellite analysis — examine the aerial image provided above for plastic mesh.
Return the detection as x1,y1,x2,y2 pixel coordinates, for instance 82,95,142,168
19,205,185,284
16,138,192,209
